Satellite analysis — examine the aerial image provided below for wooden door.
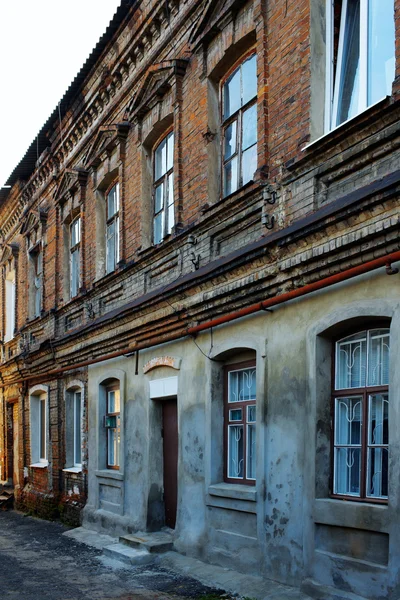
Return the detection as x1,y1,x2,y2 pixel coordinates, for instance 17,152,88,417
162,399,178,529
12,403,19,486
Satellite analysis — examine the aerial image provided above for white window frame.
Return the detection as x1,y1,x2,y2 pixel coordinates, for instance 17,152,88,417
325,0,395,132
153,131,174,245
106,183,120,274
70,217,81,298
73,390,82,468
4,271,16,342
29,388,48,467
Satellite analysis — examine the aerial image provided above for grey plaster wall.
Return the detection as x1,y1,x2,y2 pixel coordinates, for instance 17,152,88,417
82,268,400,599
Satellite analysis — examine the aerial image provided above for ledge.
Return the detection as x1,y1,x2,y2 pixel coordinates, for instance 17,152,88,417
208,482,257,501
62,467,82,474
95,469,124,481
314,498,389,533
30,462,48,469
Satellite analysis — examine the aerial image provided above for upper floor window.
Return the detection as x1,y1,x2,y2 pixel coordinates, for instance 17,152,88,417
70,217,81,298
222,53,257,197
28,245,42,319
30,389,48,466
225,362,256,485
106,183,120,273
4,269,16,342
327,0,395,130
153,131,174,245
333,328,389,501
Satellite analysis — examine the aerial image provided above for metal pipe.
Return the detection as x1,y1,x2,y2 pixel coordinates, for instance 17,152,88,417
1,250,399,388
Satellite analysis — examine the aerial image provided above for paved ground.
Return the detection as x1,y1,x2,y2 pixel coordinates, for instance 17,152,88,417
0,511,223,600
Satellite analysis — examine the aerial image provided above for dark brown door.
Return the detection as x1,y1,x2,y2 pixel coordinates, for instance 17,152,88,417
162,399,178,529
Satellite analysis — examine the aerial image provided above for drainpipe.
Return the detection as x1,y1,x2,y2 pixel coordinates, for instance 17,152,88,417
1,249,399,388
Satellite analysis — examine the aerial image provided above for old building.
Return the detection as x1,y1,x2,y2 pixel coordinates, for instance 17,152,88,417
0,0,399,597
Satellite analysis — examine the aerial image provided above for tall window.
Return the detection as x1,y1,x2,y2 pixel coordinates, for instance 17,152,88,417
222,53,257,197
30,391,47,465
224,362,256,485
70,217,81,298
4,270,16,342
33,249,42,317
105,385,120,469
106,183,120,273
65,388,82,469
327,0,395,130
153,131,174,245
333,328,389,500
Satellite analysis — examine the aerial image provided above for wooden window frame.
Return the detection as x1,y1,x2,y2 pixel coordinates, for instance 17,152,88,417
221,50,257,198
331,327,389,503
224,360,256,486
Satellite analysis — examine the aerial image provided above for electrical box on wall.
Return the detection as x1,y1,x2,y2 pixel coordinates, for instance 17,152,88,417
104,415,117,428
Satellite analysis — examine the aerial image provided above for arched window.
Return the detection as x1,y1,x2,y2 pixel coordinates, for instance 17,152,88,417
333,327,389,500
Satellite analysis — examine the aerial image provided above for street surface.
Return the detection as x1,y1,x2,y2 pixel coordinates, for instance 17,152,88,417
0,510,221,600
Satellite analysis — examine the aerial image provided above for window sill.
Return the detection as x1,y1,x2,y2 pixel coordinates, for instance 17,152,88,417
208,482,257,502
30,462,48,469
63,467,82,474
95,469,124,481
314,498,388,533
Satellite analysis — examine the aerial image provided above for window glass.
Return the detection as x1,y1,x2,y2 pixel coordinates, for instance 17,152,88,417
74,392,82,466
40,398,46,461
368,0,395,104
242,54,257,106
224,69,241,120
153,132,174,243
106,387,120,469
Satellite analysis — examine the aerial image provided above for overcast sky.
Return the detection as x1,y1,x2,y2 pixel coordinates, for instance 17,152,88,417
0,1,121,187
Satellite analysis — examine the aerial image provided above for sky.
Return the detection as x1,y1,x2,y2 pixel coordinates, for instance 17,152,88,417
0,0,122,187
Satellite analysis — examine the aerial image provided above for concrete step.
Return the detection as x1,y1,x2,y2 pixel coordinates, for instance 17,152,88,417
301,578,368,600
103,543,155,566
119,531,174,554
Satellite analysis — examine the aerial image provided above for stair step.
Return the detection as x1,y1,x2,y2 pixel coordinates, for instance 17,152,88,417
103,543,155,565
119,533,174,553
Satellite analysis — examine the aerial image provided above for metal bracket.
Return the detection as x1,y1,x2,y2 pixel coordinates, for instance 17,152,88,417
262,214,275,230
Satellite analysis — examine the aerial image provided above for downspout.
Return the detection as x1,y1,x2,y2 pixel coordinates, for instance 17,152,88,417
1,249,399,389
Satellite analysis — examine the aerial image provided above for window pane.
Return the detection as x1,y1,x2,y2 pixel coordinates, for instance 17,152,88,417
228,425,244,478
155,137,167,180
241,144,257,186
368,0,395,104
368,330,390,386
369,394,388,446
335,397,362,445
224,68,241,120
108,390,116,413
224,120,237,160
167,174,174,234
107,185,118,218
247,405,256,423
71,218,81,247
335,0,361,126
154,212,164,245
167,132,174,171
367,447,388,498
335,447,361,495
70,248,80,297
40,399,46,460
155,182,163,214
229,408,242,421
223,157,238,197
108,426,120,467
228,368,256,403
242,54,257,106
106,221,115,273
336,332,367,389
242,104,257,151
74,392,82,465
247,422,256,479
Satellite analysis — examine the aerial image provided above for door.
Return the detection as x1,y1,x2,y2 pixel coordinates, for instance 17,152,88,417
12,403,19,486
162,399,178,529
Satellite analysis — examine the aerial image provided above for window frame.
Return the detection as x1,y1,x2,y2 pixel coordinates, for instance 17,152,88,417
325,0,395,132
105,182,120,274
152,129,174,245
106,383,120,470
331,327,389,504
72,390,82,468
224,360,256,486
4,269,16,342
220,51,258,198
69,216,81,298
